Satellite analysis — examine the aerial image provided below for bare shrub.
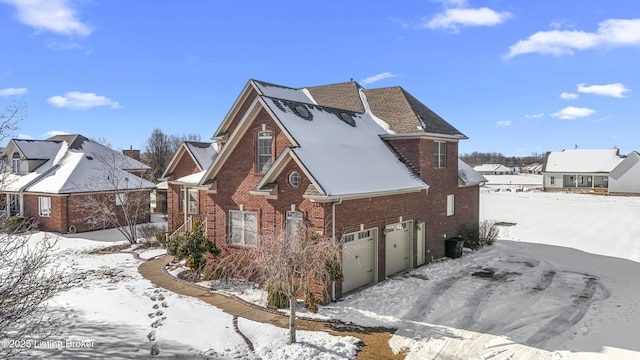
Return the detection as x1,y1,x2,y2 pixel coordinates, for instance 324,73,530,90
457,220,500,250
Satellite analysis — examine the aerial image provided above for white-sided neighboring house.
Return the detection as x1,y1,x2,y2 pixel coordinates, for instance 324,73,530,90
0,134,156,233
541,149,625,192
609,151,640,194
473,164,517,175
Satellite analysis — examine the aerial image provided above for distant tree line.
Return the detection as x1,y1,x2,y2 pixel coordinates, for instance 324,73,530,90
460,151,545,168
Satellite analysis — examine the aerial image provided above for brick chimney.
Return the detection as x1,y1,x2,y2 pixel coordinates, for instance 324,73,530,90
122,146,141,161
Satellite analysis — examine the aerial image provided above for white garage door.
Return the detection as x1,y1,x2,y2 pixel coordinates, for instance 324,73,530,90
342,229,376,294
385,220,412,276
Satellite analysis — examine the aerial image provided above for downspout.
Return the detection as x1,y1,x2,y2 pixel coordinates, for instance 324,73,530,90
331,198,343,302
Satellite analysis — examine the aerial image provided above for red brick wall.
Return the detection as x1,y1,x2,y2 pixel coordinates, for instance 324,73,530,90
24,194,68,233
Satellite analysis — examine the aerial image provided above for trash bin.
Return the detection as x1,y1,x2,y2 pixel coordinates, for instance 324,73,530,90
445,237,464,259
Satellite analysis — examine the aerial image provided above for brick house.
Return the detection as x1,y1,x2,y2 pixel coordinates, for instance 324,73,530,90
0,134,156,233
163,79,486,299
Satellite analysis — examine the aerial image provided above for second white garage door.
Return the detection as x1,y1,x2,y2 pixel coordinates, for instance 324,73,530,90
342,229,376,294
385,220,412,276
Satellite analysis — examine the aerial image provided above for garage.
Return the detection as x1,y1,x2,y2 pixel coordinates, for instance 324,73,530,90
342,229,376,294
385,220,412,276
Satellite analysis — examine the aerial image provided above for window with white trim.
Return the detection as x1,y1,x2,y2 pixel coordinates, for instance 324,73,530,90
257,130,273,173
39,196,51,217
446,194,455,216
11,152,21,174
288,171,301,188
229,210,258,246
285,210,304,237
178,185,184,213
115,193,127,206
549,176,555,185
9,194,20,215
433,141,446,168
188,189,198,214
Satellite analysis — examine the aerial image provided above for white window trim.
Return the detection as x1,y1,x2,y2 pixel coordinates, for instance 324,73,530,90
188,189,198,215
229,210,258,246
39,196,51,217
115,193,127,206
257,130,273,173
434,141,447,168
446,194,455,217
11,152,21,174
285,210,304,237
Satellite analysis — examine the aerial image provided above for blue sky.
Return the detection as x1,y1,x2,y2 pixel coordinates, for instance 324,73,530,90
1,0,639,156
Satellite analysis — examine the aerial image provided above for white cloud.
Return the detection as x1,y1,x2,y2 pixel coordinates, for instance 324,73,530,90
507,18,640,58
551,106,596,120
360,72,399,85
577,83,630,98
16,133,33,139
497,120,512,127
425,7,511,32
525,113,544,119
47,92,121,110
1,0,92,37
0,87,28,96
43,130,69,138
560,92,579,100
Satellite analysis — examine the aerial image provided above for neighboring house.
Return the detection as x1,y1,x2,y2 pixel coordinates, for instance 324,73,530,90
541,149,625,191
0,134,156,233
163,79,486,299
521,163,542,174
609,151,640,194
473,164,517,175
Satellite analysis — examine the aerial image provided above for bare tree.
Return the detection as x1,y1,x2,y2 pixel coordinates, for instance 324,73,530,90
0,224,72,358
142,128,201,181
0,103,71,358
208,227,342,344
72,149,154,244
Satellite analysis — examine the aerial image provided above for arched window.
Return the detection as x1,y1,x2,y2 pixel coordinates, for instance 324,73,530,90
257,131,273,173
11,152,21,173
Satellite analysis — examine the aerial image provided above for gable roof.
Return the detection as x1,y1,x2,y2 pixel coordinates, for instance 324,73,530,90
543,149,625,173
459,160,487,185
161,141,218,180
473,164,513,173
2,135,154,194
610,151,640,180
255,97,428,198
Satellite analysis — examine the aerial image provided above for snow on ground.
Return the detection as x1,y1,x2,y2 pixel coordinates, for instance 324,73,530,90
318,187,640,359
13,188,640,359
18,230,360,359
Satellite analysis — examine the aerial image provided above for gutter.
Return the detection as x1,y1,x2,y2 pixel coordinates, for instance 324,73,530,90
305,185,429,203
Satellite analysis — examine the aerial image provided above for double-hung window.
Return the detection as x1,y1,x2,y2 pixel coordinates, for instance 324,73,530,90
229,210,258,246
446,194,455,216
11,152,21,174
39,196,51,217
257,131,273,173
285,211,304,238
188,189,198,214
433,141,447,168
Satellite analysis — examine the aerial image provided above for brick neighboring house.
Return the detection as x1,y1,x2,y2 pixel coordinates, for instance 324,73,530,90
163,79,486,299
0,134,156,233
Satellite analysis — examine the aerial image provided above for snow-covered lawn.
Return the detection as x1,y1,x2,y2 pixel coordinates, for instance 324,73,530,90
16,187,640,359
20,234,360,359
318,187,640,359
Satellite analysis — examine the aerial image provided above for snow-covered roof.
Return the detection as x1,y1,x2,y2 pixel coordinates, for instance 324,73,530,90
610,151,640,180
544,149,624,173
459,160,487,185
261,96,428,197
10,139,64,159
176,170,206,185
473,164,512,173
2,136,155,194
254,80,315,104
185,142,218,170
